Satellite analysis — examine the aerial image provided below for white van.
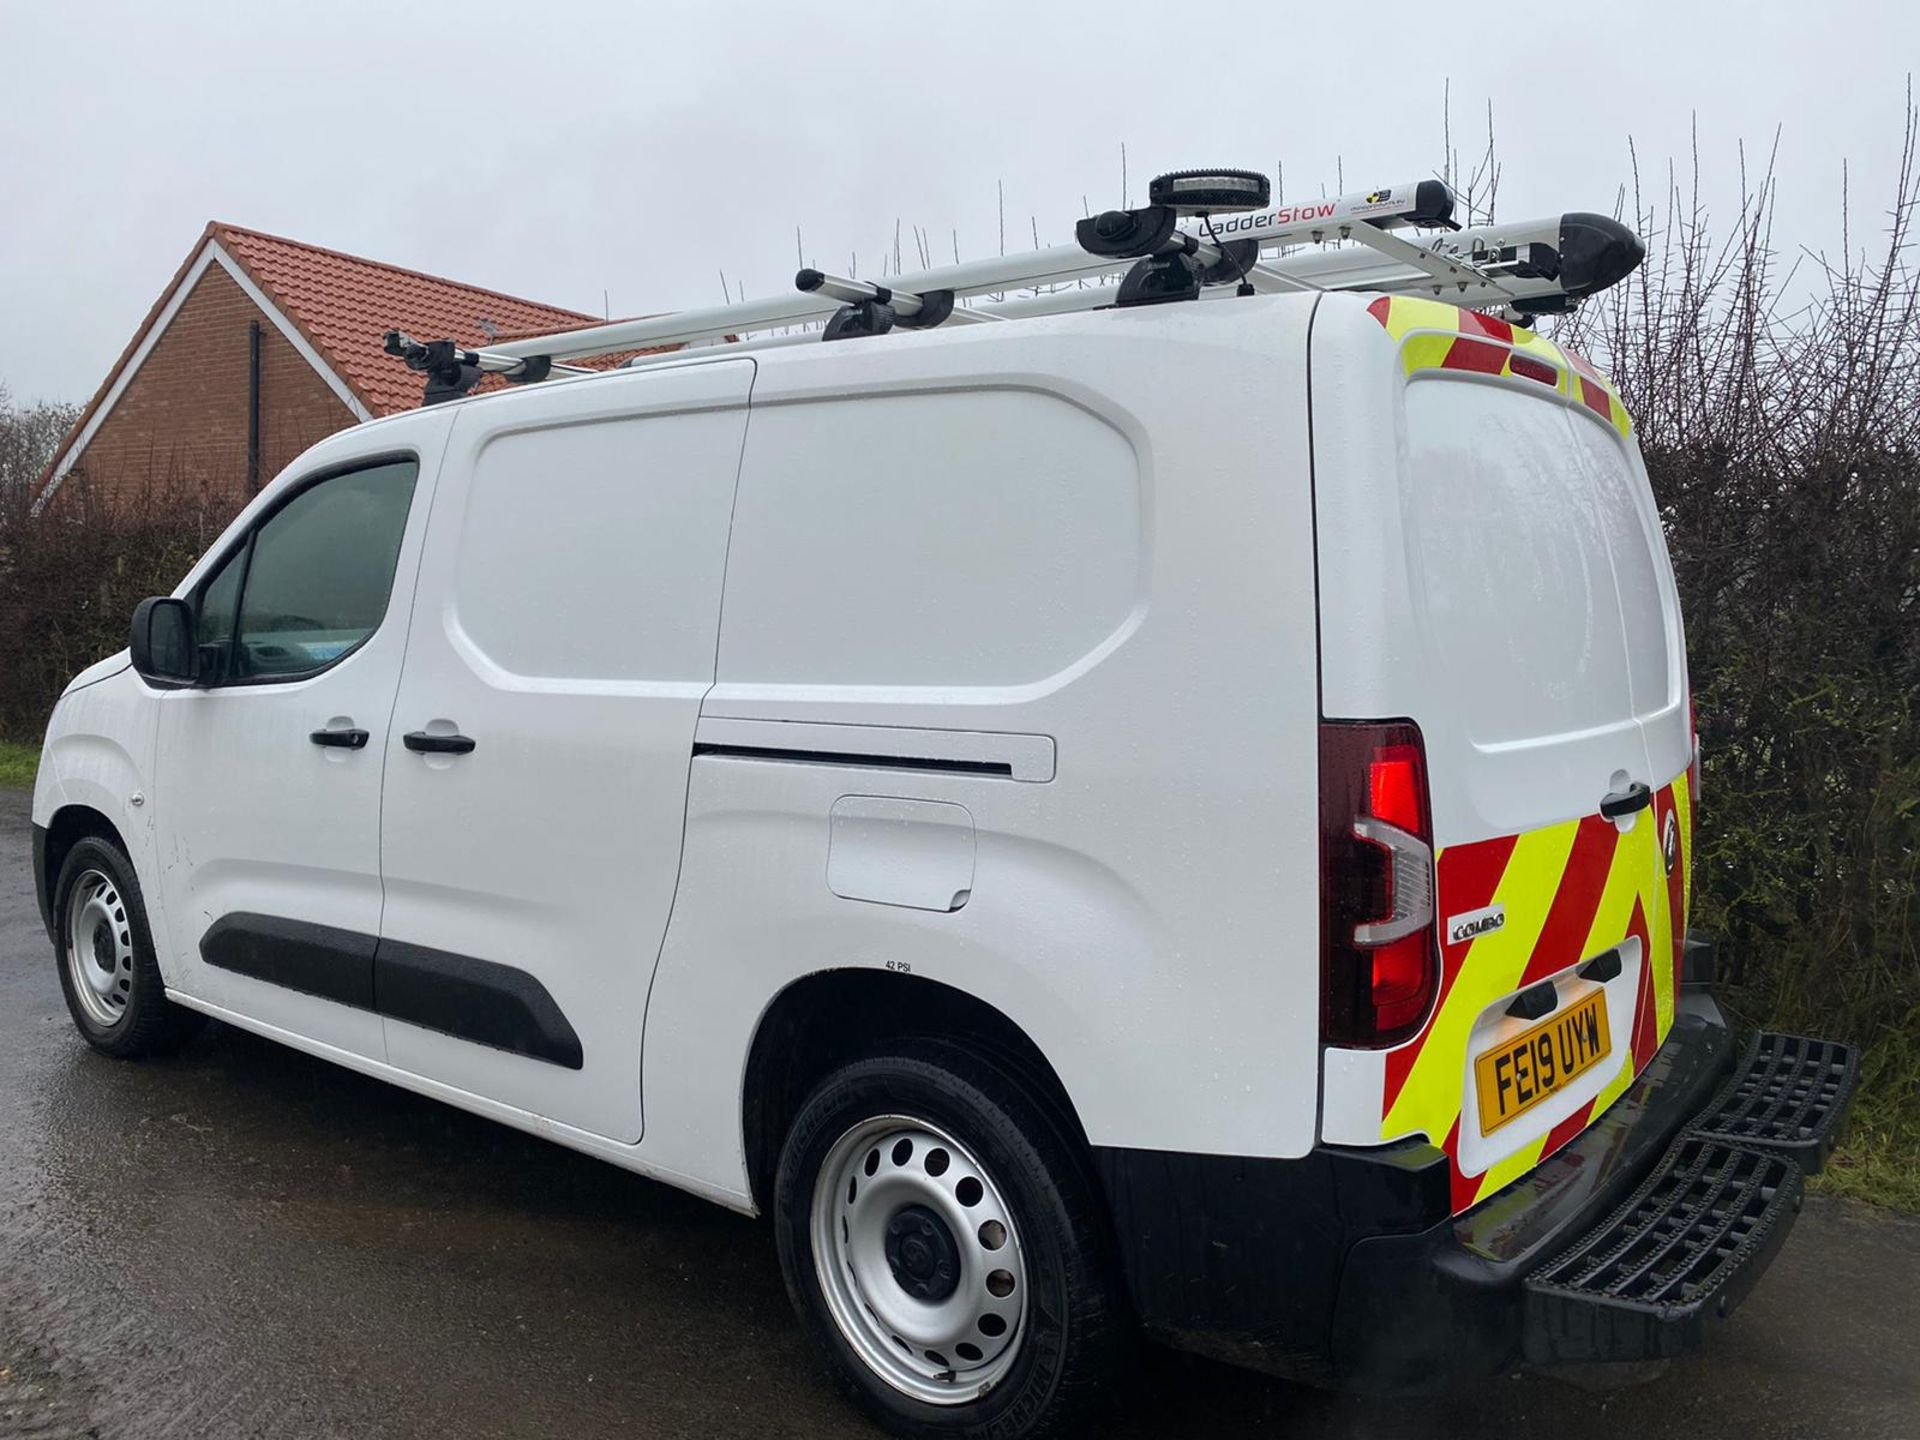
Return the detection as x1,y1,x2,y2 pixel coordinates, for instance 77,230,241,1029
32,287,1854,1437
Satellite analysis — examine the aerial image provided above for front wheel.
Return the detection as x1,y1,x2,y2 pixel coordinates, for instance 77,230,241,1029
53,834,203,1058
774,1042,1125,1439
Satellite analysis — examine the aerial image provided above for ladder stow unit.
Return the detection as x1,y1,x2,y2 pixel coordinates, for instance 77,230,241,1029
384,168,1646,405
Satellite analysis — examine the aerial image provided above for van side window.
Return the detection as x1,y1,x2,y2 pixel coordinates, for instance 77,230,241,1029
193,543,244,673
716,390,1142,688
451,413,744,684
221,459,419,682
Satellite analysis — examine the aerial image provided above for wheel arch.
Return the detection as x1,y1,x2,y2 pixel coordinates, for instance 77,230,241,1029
36,804,132,941
741,968,1090,1213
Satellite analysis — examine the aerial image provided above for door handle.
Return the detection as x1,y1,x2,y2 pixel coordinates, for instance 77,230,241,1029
404,730,476,756
1599,781,1653,819
309,727,370,750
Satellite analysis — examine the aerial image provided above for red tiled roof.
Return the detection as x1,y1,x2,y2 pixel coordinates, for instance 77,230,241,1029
212,223,606,416
39,222,669,496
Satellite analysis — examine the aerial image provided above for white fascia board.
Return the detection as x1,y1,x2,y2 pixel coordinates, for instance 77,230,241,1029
36,238,371,509
207,242,372,425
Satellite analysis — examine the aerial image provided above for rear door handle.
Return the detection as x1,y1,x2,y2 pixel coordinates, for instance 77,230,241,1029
404,730,476,755
1599,781,1653,819
309,727,369,750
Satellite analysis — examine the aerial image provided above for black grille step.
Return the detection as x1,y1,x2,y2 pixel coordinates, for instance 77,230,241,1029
1688,1031,1860,1173
1523,1136,1802,1364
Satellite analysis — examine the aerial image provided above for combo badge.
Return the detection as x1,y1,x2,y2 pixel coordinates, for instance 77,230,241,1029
1446,904,1506,946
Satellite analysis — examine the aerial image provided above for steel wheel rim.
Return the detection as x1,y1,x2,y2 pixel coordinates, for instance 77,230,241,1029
65,868,134,1028
810,1114,1029,1406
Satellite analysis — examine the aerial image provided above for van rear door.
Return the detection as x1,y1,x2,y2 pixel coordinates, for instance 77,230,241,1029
1311,296,1692,1212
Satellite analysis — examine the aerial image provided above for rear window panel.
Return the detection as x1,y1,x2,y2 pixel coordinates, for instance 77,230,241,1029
1403,381,1638,746
1564,415,1679,715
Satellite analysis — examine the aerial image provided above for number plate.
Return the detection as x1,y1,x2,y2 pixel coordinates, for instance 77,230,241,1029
1474,991,1611,1136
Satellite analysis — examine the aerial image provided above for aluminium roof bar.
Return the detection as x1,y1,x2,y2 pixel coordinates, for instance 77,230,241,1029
389,176,1645,399
478,177,1467,366
481,243,1129,362
595,210,1601,359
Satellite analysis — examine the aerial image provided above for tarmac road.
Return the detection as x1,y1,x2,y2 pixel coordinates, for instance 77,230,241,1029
2,784,1917,1439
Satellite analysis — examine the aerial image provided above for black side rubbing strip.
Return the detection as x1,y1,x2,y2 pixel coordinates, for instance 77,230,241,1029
200,912,377,1010
198,913,583,1069
691,742,1013,778
373,939,584,1070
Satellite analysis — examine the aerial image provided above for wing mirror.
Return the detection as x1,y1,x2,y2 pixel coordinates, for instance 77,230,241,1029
129,596,197,688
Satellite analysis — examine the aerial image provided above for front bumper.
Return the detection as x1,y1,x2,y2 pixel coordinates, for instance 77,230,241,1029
32,821,55,943
1093,989,1858,1391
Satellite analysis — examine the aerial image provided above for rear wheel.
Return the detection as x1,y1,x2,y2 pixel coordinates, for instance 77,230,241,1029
53,835,203,1058
774,1042,1124,1439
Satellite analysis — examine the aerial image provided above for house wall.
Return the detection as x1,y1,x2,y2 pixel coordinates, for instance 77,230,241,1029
64,264,358,513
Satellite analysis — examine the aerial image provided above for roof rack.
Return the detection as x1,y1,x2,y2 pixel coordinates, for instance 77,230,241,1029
385,168,1645,405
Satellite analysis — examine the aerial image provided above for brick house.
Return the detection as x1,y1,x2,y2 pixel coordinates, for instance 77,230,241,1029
36,223,609,513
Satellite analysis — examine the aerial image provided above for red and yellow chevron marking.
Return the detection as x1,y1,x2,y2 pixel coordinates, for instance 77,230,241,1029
1364,294,1632,438
1380,772,1692,1213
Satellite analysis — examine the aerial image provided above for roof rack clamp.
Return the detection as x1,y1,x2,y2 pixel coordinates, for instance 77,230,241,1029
893,289,954,330
385,330,483,405
1075,204,1184,259
503,354,553,386
823,300,896,342
1115,251,1204,308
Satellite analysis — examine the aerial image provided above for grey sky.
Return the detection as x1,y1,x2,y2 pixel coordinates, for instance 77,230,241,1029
2,0,1915,406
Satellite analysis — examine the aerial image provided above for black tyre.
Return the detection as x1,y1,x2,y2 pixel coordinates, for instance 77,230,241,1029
774,1040,1126,1439
53,834,204,1059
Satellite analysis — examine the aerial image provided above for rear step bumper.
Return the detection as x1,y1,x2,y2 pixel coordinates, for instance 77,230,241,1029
1521,1031,1857,1365
1328,997,1858,1392
1687,1031,1861,1173
1521,1137,1800,1364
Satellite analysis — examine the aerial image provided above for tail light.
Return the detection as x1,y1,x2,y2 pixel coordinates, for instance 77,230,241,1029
1320,721,1439,1047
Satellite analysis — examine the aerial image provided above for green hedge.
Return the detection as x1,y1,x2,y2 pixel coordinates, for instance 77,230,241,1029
1559,120,1920,1203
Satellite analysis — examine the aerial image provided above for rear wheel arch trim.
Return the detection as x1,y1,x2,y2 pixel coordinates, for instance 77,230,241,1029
739,967,1090,1213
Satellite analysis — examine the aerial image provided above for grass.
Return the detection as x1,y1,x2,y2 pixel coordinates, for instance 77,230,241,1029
1809,1037,1920,1212
0,740,38,789
1818,1116,1920,1211
1721,982,1920,1212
